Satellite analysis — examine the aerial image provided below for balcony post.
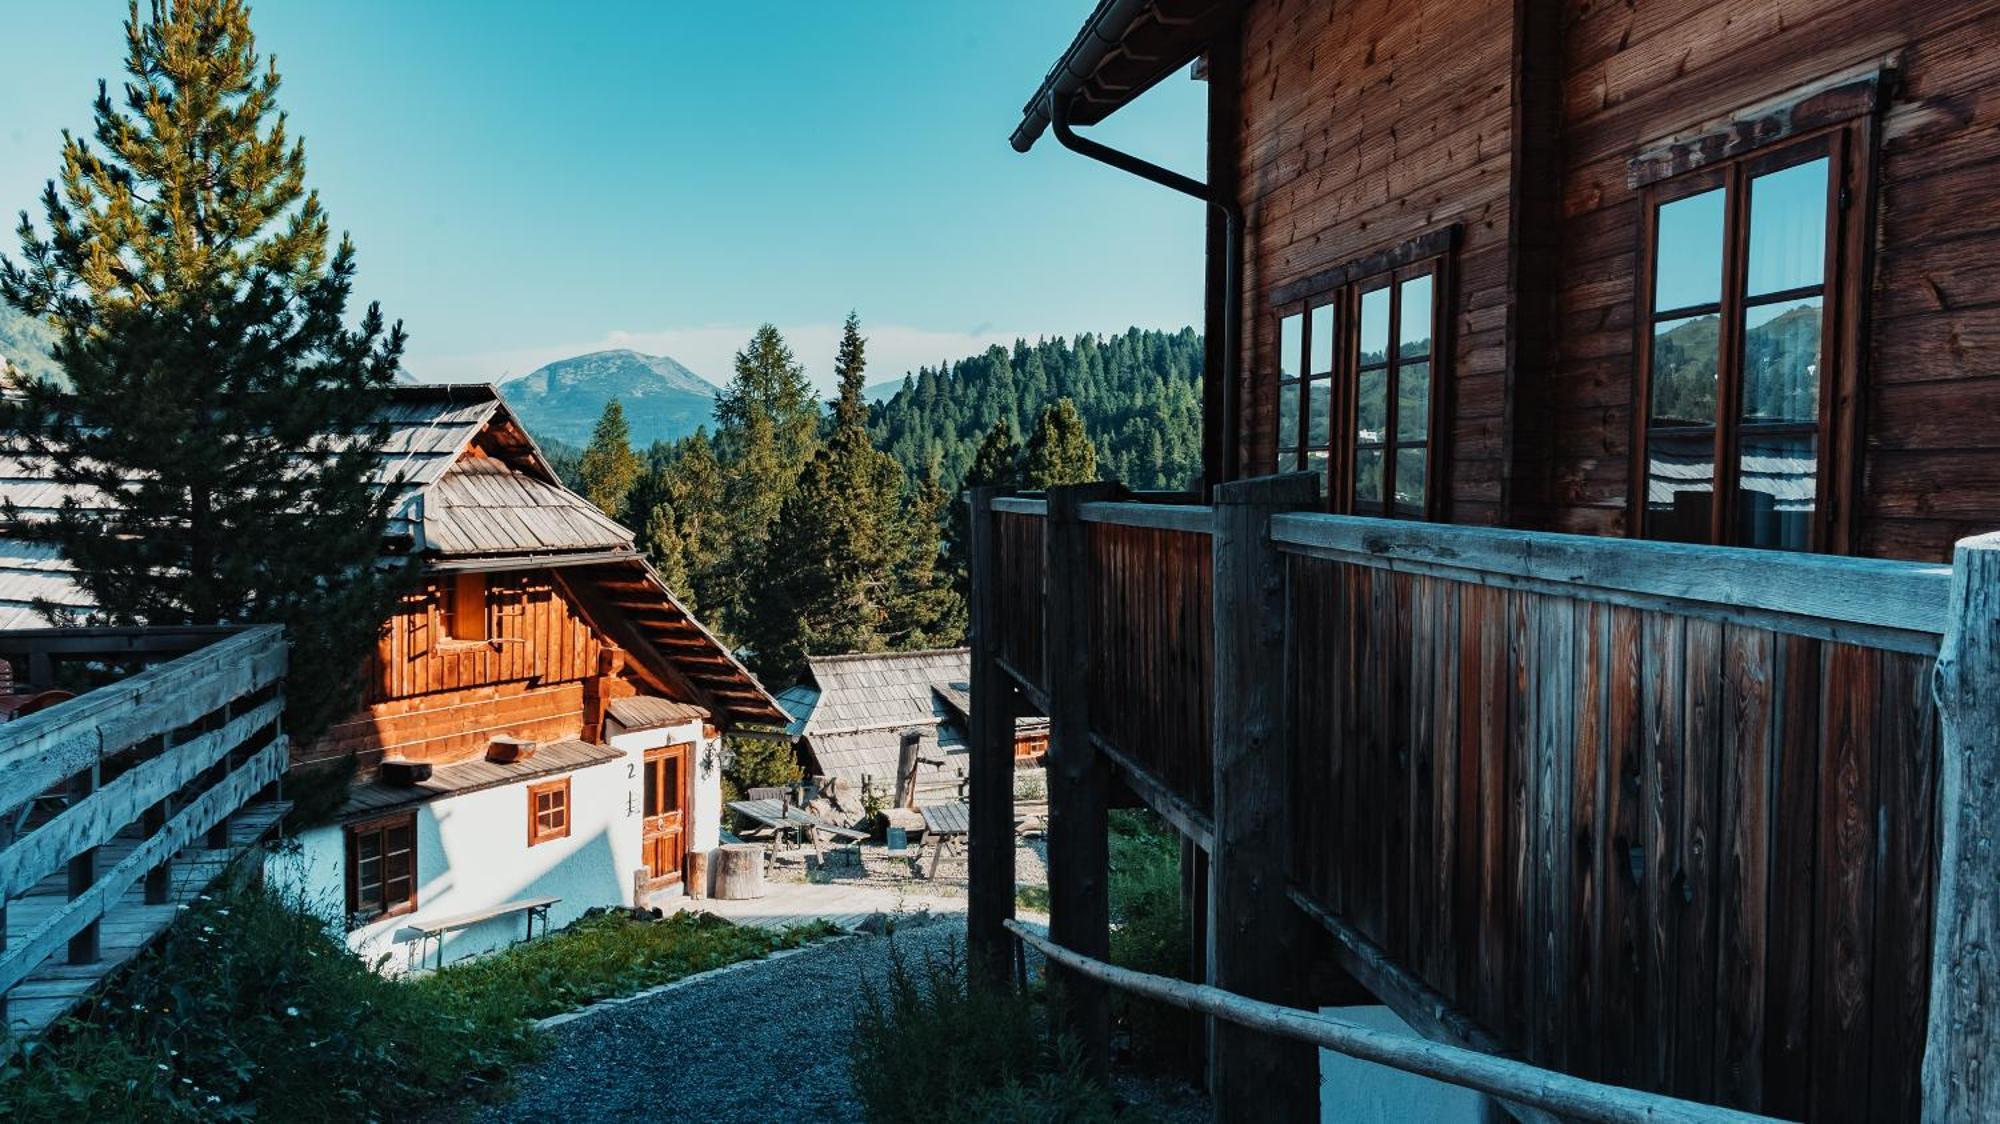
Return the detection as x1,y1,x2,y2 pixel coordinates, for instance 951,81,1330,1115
966,485,1017,989
1044,480,1123,1077
1923,530,2000,1120
1209,472,1320,1120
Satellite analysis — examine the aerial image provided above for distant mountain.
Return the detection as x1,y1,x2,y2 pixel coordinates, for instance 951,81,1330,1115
863,376,907,404
499,349,720,448
0,304,59,384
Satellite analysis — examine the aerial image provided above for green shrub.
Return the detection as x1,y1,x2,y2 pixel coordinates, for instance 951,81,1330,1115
1106,810,1195,1071
851,937,1121,1124
0,875,533,1121
414,910,838,1023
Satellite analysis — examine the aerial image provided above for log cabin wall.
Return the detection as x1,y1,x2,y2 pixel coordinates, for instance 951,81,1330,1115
1523,0,2000,560
299,568,634,771
1235,0,1520,524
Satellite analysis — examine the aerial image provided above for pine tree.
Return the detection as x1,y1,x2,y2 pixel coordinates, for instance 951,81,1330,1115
1024,398,1099,487
744,314,903,682
577,398,641,517
966,418,1023,490
708,325,820,639
889,456,967,647
0,0,405,737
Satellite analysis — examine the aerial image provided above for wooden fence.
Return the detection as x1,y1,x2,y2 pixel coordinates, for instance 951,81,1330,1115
1275,515,1947,1122
0,625,289,1034
967,477,1997,1122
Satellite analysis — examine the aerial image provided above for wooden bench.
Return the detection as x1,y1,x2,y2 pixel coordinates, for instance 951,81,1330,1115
405,895,559,970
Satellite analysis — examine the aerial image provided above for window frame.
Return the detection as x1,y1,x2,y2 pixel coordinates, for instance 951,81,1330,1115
1270,244,1450,519
1630,116,1874,554
439,572,488,643
345,812,418,924
527,777,571,846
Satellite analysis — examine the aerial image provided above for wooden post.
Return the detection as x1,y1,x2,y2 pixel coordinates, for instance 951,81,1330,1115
895,729,922,809
1923,531,2000,1120
67,764,100,964
1045,481,1123,1077
1209,472,1320,1119
966,485,1018,989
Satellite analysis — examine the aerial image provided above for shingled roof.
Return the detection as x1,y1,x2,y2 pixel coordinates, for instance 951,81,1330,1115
0,384,788,728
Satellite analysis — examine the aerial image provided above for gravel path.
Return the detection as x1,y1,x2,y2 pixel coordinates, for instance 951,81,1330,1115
476,919,962,1123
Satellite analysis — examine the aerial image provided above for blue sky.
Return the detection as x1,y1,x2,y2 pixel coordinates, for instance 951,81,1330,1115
0,1,1207,391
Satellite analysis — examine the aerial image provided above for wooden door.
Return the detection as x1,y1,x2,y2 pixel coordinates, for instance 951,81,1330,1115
642,742,692,884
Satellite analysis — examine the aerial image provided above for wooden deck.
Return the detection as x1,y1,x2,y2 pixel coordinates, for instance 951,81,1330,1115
4,801,287,1036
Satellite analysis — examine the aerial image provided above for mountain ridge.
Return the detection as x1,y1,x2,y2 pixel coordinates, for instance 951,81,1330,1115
498,348,720,448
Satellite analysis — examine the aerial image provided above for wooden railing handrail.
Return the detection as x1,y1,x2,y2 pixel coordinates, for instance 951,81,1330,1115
1004,919,1785,1124
0,625,286,813
991,496,1048,517
1271,511,1949,651
1077,500,1214,534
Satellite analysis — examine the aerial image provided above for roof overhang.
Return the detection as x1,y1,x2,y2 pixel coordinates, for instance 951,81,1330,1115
1011,0,1242,152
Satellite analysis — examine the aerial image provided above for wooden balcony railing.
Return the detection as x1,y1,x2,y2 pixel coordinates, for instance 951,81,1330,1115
966,475,1999,1122
0,625,289,1035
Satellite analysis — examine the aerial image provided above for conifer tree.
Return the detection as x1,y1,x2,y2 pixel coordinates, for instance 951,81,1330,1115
943,418,1022,600
0,0,404,736
709,325,819,639
1024,398,1099,488
889,456,967,647
577,398,641,516
744,314,902,682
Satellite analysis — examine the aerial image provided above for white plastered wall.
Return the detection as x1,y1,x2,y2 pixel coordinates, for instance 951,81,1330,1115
605,716,725,885
265,757,639,975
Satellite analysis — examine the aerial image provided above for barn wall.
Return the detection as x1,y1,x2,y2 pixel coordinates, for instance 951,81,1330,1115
1234,0,1519,524
1525,0,2000,560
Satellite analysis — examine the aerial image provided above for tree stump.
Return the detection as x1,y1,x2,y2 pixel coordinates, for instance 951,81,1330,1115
686,848,710,900
713,843,765,900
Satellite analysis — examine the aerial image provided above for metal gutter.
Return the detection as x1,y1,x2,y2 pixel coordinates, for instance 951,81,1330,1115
1010,0,1156,154
1047,93,1243,486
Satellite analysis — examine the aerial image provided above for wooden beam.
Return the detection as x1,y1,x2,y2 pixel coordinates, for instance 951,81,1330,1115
1075,500,1215,535
1045,481,1124,1075
1005,920,1784,1124
1094,734,1213,851
1209,472,1319,1119
966,486,1017,988
1270,511,1949,648
1922,531,2000,1120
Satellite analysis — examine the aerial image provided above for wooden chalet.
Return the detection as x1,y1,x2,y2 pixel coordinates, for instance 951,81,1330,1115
0,384,789,971
970,3,2000,1122
776,649,1047,807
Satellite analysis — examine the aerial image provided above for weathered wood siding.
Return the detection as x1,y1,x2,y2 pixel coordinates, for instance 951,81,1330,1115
996,512,1047,690
1086,522,1214,813
1286,553,1939,1119
1523,0,2000,559
298,570,613,769
1234,0,1519,523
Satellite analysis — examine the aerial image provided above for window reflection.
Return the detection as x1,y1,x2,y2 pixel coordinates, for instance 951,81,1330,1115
1360,288,1390,366
1400,276,1432,359
1654,188,1726,312
1742,298,1821,424
1310,303,1335,376
1650,314,1720,426
1747,159,1828,297
1736,433,1816,550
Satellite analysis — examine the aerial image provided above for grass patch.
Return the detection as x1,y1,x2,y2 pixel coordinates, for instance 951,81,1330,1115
851,938,1123,1124
0,880,841,1121
414,910,840,1023
0,876,533,1121
1015,883,1051,913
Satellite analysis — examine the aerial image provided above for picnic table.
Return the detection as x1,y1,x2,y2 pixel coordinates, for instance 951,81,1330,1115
918,801,970,878
728,798,869,862
405,895,559,970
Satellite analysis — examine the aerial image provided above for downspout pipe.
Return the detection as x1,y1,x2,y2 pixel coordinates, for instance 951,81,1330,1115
1049,93,1242,488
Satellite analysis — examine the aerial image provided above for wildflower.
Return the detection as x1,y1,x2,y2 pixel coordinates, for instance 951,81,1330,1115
206,1095,221,1105
216,908,230,916
156,1063,170,1072
285,1006,300,1017
201,925,215,934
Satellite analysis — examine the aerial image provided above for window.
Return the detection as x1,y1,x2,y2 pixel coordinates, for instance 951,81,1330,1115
1635,121,1869,552
528,778,570,845
642,749,682,819
1272,242,1447,518
346,813,417,922
440,572,487,642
